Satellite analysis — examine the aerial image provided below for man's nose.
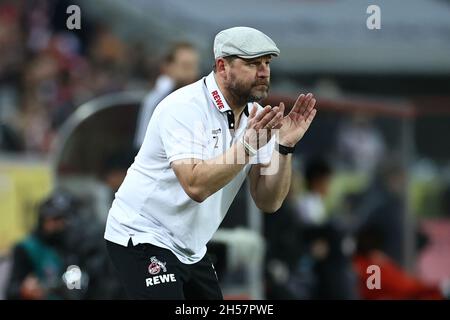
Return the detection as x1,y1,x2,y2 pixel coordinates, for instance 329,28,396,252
257,64,270,78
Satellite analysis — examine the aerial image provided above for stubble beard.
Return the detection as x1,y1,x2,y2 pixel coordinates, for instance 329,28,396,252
227,73,270,106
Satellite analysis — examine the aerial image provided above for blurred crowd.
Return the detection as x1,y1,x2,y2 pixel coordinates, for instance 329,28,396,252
0,0,155,154
264,155,450,300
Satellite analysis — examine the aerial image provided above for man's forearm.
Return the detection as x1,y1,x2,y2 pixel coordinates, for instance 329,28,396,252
251,151,292,212
173,141,250,202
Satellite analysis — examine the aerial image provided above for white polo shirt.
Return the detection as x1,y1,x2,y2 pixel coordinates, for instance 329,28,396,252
104,71,275,264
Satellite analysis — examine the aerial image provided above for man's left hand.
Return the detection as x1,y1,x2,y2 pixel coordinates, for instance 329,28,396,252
276,93,317,147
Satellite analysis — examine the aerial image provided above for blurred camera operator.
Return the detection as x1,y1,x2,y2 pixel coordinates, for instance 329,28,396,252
6,190,80,300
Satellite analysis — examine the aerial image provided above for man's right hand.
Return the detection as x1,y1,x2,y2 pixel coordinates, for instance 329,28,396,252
244,103,284,151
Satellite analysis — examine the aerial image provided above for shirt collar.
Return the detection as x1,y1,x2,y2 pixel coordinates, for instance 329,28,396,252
204,72,250,117
205,72,231,113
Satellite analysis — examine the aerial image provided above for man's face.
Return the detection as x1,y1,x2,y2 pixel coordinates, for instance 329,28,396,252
165,48,199,88
223,55,272,103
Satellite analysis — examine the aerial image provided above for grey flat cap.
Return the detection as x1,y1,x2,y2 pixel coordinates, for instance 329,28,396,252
214,26,280,59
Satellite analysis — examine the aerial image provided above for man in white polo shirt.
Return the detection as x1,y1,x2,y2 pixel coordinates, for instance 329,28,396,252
105,26,317,299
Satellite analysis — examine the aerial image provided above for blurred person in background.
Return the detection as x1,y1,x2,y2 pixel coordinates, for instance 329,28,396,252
353,226,445,299
64,193,127,299
264,168,307,299
352,157,407,265
134,42,199,148
336,114,385,174
294,157,332,225
291,157,357,299
293,157,333,290
6,190,82,300
265,157,357,299
101,149,136,200
6,189,124,299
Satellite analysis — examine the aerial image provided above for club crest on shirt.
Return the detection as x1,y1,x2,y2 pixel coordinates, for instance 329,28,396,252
148,256,167,275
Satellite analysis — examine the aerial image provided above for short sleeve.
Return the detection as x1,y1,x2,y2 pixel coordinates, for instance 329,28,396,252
158,104,209,163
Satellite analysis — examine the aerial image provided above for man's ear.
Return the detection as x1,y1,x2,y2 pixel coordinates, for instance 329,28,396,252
215,58,226,73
